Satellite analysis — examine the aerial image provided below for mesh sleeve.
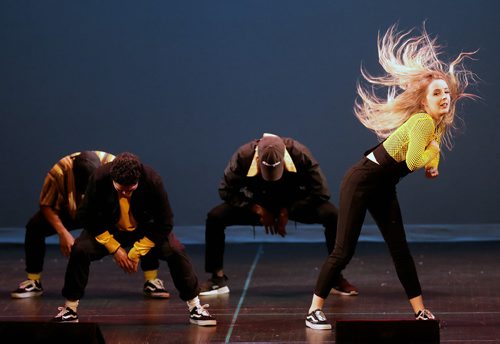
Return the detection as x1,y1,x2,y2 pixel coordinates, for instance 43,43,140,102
406,117,440,171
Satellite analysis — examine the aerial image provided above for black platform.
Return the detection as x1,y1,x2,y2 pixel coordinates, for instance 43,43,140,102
335,319,440,344
1,241,499,343
0,321,105,344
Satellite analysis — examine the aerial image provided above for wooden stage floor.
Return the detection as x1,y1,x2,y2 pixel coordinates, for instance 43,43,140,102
1,241,499,343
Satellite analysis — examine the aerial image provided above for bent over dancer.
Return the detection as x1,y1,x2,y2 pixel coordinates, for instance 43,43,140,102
201,133,358,297
52,152,216,326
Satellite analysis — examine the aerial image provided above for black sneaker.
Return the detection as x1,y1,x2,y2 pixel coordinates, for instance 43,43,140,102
199,275,230,296
52,306,79,323
415,309,436,320
305,309,332,330
143,278,170,299
189,304,217,326
11,279,43,299
331,276,359,296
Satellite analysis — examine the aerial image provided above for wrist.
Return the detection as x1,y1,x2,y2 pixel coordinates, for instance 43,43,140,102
251,204,263,215
111,246,121,255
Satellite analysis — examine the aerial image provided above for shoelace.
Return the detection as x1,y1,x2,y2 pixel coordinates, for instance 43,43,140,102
197,304,211,316
19,280,35,288
416,309,435,320
314,310,327,321
55,306,69,318
150,278,165,289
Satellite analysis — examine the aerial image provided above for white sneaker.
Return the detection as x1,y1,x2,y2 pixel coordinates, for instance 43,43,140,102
189,304,217,326
143,278,170,298
11,279,43,299
305,309,332,330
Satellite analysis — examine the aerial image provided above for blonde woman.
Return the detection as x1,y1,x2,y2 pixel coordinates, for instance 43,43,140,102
305,23,477,330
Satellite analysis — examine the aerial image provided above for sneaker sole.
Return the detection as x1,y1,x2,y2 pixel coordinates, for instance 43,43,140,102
58,319,79,323
190,319,217,326
199,286,230,296
11,291,44,299
144,292,171,299
330,288,359,296
305,320,332,330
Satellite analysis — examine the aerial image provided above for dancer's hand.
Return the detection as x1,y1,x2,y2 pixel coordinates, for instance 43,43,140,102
425,168,439,179
429,140,440,151
252,204,278,235
113,247,138,273
276,208,288,237
58,231,75,257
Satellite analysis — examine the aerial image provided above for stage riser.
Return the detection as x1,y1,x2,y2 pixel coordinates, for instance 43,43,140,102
335,319,440,344
0,322,105,344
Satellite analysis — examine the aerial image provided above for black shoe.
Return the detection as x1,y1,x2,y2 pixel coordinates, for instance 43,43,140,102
143,278,170,299
199,275,230,296
11,279,43,299
331,277,359,296
305,309,332,330
52,306,79,323
189,304,217,326
415,309,436,320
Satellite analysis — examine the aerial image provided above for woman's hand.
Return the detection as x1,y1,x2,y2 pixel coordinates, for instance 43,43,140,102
425,168,439,179
429,140,440,151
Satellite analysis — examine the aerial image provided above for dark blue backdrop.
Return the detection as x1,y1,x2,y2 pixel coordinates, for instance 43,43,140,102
1,1,498,227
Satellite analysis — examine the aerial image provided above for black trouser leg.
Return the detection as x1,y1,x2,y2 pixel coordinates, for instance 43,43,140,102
369,190,422,299
140,252,160,272
62,230,108,301
25,211,78,274
155,237,199,301
314,162,371,298
204,203,260,273
289,200,338,254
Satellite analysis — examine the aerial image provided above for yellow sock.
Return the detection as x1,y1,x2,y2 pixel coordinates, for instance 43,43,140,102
65,300,79,312
143,270,158,281
27,273,41,281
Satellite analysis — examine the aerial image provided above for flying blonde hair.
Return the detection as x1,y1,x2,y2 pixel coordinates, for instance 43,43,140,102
354,23,477,149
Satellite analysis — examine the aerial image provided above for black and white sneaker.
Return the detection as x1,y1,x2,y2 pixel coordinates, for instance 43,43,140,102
415,309,436,320
11,279,44,299
52,306,79,323
305,309,332,330
189,304,217,326
199,275,230,296
144,278,170,299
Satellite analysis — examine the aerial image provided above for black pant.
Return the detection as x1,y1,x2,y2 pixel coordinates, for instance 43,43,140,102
62,229,199,301
24,211,80,274
24,211,159,274
314,156,422,299
204,200,338,273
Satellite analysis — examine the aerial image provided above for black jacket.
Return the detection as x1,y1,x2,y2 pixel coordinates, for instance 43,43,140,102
219,137,331,211
78,162,174,246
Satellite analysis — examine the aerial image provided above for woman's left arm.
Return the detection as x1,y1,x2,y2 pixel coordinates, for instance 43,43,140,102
406,117,440,171
424,124,445,178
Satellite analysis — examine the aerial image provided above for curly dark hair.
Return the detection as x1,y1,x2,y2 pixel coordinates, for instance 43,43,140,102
110,152,142,186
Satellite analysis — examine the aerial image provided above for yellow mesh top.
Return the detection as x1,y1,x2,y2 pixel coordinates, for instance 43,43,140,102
382,113,443,171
